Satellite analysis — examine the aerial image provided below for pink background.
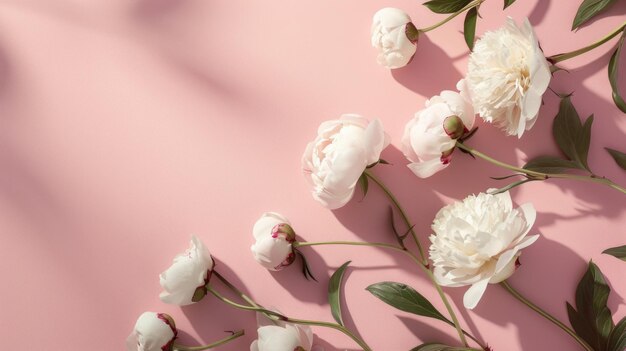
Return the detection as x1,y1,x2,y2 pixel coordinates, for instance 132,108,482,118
0,1,625,350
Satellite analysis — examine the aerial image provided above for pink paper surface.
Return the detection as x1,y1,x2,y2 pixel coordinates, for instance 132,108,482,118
0,1,625,350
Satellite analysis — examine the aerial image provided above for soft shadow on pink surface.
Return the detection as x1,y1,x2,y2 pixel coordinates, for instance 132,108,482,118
391,36,463,98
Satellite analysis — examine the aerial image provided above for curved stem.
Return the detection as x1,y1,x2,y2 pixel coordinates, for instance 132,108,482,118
213,271,260,308
548,22,626,64
206,285,373,351
364,170,427,262
294,240,408,253
418,0,485,33
173,330,245,351
500,281,594,351
362,170,474,349
456,142,626,195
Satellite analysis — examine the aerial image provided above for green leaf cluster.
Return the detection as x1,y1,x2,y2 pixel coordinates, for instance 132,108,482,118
568,262,626,351
524,97,594,174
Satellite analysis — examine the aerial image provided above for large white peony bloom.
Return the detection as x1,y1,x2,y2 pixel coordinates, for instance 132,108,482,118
429,191,539,309
402,80,475,178
302,114,390,209
251,212,296,271
371,7,418,69
126,312,177,351
160,236,214,306
465,17,551,138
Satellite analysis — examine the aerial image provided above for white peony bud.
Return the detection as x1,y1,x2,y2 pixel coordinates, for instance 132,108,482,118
371,8,418,69
126,312,177,351
465,17,551,138
302,114,390,209
159,236,214,306
429,190,539,309
250,311,314,351
402,80,475,178
251,212,297,271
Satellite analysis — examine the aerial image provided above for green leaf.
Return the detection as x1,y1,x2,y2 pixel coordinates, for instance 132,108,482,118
567,261,614,351
294,249,317,282
463,7,478,51
328,261,351,326
602,245,626,261
608,317,626,351
606,148,626,170
366,282,451,324
524,156,579,173
410,344,475,351
552,96,594,172
503,0,516,9
572,0,619,30
423,0,473,14
608,30,626,113
358,173,369,198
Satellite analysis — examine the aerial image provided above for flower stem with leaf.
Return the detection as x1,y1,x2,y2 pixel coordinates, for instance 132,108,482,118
548,22,626,64
500,281,594,351
455,141,626,195
361,169,476,349
208,273,373,351
173,331,245,351
294,240,487,349
418,0,486,33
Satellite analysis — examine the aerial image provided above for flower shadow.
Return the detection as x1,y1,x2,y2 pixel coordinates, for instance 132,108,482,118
391,35,463,98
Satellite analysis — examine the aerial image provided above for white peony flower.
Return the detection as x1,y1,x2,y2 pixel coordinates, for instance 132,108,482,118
429,190,539,309
160,236,214,306
126,312,177,351
251,212,297,271
371,7,418,69
251,311,315,351
302,114,390,209
402,80,475,178
465,17,551,138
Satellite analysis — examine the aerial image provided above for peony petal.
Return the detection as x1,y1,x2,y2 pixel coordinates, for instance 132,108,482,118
518,203,536,236
495,234,539,274
463,277,490,309
363,119,387,165
253,213,289,240
407,158,449,178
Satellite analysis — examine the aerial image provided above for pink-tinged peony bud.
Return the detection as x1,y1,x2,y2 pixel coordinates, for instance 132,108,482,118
252,213,297,271
402,80,475,178
126,312,177,351
159,236,214,306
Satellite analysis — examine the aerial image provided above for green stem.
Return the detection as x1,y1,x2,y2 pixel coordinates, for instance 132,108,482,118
206,285,373,351
418,0,485,33
548,22,626,64
500,281,594,351
456,142,626,195
362,170,474,349
363,170,427,262
172,330,245,351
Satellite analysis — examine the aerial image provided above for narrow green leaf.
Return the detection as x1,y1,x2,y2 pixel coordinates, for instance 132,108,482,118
552,96,593,172
410,344,475,351
358,173,369,198
608,317,626,351
328,261,351,326
294,249,317,282
567,261,614,350
487,179,537,194
572,0,619,30
378,159,391,165
423,0,473,14
602,245,626,261
524,156,579,173
606,148,626,170
608,30,626,113
463,7,478,51
503,0,516,9
366,282,451,324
